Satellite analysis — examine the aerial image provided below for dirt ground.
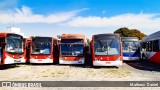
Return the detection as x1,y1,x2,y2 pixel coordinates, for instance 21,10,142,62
1,61,160,90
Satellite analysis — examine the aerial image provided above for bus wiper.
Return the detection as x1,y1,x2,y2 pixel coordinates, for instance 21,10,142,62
133,41,138,48
10,38,18,49
123,42,128,48
123,42,129,51
108,39,114,49
63,44,71,55
97,40,108,54
98,40,105,48
64,44,70,51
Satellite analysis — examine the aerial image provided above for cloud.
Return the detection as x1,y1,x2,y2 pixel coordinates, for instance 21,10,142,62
0,6,88,24
66,13,160,30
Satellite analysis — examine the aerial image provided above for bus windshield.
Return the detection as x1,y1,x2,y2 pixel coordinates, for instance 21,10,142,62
32,38,52,54
6,34,23,53
94,39,120,55
122,41,139,52
60,39,84,56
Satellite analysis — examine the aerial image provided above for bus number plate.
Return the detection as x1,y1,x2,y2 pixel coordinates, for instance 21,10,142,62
106,62,111,64
38,59,42,61
78,61,82,63
14,59,20,62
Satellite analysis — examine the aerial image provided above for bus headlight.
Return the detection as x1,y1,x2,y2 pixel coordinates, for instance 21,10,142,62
47,56,51,59
116,57,121,61
30,56,34,59
59,58,64,60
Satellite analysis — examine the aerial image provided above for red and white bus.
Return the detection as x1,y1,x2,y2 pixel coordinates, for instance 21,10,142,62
29,36,59,64
59,34,87,64
140,31,160,63
23,38,31,63
0,33,24,65
90,34,123,66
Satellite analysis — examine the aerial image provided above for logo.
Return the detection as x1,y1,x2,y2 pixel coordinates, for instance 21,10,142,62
106,62,111,64
2,82,11,87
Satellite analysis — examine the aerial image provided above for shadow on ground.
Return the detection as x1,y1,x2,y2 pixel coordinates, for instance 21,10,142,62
0,64,19,70
124,60,160,72
26,63,57,66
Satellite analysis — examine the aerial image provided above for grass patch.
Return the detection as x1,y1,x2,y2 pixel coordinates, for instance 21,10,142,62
101,69,131,78
50,68,69,77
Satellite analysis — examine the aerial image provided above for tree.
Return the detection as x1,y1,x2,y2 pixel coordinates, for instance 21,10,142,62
57,35,61,39
114,27,130,37
114,27,147,40
30,36,35,38
85,38,90,46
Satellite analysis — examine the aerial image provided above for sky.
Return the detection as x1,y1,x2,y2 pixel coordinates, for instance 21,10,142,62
0,0,160,39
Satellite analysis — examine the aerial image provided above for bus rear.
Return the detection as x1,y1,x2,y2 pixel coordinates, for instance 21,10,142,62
59,34,86,64
30,37,59,64
91,34,122,66
122,37,140,61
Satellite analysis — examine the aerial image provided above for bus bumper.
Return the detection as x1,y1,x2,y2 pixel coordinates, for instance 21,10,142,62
14,58,26,63
59,58,85,64
4,55,26,64
123,57,140,60
4,57,14,64
93,61,122,66
30,59,53,63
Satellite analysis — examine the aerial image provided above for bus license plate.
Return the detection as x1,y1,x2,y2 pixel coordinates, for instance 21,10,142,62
78,61,82,63
38,59,42,61
106,62,111,64
14,59,20,62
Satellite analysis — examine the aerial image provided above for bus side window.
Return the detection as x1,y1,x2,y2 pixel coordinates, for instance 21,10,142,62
144,42,147,51
141,42,144,51
153,40,159,52
146,42,149,51
148,41,153,51
159,40,160,51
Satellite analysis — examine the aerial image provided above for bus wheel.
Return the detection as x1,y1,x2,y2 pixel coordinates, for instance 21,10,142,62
142,54,146,60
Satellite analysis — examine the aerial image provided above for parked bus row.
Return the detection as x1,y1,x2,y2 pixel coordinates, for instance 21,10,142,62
1,31,160,66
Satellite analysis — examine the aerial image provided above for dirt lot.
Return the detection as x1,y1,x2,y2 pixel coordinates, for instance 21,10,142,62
1,61,160,90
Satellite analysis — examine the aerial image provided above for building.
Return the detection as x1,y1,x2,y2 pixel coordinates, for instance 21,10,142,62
7,27,27,38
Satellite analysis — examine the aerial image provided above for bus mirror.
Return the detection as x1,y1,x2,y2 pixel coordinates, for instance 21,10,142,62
27,44,30,49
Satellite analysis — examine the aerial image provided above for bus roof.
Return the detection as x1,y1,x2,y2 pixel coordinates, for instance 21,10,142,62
92,33,120,40
122,37,139,41
141,31,160,42
31,36,58,40
93,33,120,37
0,32,23,37
61,34,85,40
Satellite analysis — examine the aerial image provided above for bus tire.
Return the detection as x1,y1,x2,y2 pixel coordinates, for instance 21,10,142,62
142,53,146,60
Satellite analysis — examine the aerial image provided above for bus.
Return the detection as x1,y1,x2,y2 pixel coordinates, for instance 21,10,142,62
122,37,140,61
29,36,59,64
59,34,87,64
90,34,122,66
0,33,24,65
23,38,31,63
140,31,160,63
